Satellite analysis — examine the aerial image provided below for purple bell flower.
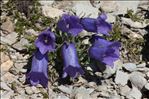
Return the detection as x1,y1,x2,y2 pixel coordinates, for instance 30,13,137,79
35,29,55,55
61,42,84,78
81,13,112,35
57,14,83,36
89,35,121,67
26,50,48,88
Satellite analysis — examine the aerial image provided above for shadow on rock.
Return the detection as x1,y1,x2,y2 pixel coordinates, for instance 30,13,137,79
141,25,149,66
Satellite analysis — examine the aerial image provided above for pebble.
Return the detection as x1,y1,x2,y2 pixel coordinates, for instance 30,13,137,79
122,63,137,72
1,72,17,83
108,95,121,99
25,87,33,95
58,85,72,94
137,63,146,68
115,70,129,86
1,32,17,45
12,38,29,51
126,87,142,99
120,85,131,96
56,94,69,99
121,17,148,28
129,72,147,90
97,85,107,92
1,90,14,99
25,29,38,36
0,82,12,91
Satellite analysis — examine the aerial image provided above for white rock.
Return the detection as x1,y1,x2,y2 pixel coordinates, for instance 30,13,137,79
129,72,147,90
123,63,137,72
137,63,146,68
12,38,29,51
120,85,131,96
1,91,14,99
1,32,17,45
72,1,99,18
103,59,123,78
58,85,72,94
0,82,12,91
126,87,142,99
1,72,17,84
100,1,139,15
25,87,33,95
42,6,64,18
107,13,116,23
25,29,38,36
1,60,13,75
115,70,129,86
121,17,148,28
56,94,69,99
39,0,54,6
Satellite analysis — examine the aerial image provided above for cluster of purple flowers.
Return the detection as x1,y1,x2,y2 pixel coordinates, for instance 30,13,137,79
26,13,121,88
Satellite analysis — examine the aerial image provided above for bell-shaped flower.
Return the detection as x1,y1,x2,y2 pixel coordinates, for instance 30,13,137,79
57,14,83,36
89,35,121,67
61,42,84,78
35,29,55,55
81,13,112,35
26,50,48,88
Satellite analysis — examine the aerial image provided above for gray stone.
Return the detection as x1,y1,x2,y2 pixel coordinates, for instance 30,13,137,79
97,85,107,92
123,63,137,72
121,17,148,28
115,70,129,86
25,29,38,36
137,63,146,68
1,90,14,99
72,1,99,18
99,1,139,15
39,0,54,6
107,13,116,23
25,87,33,95
1,32,17,45
126,87,142,99
1,72,17,83
74,86,91,99
58,85,72,94
12,38,29,51
55,94,69,99
108,95,121,99
103,60,123,78
0,82,12,91
129,72,147,90
120,85,131,96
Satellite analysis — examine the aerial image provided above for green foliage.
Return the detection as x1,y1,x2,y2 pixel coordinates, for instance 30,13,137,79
126,9,143,22
107,17,121,41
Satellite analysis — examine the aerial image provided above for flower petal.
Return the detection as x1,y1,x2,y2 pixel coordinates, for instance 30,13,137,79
81,18,97,32
26,50,48,88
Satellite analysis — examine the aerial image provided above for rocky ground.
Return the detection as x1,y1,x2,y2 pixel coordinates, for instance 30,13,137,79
0,0,149,99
